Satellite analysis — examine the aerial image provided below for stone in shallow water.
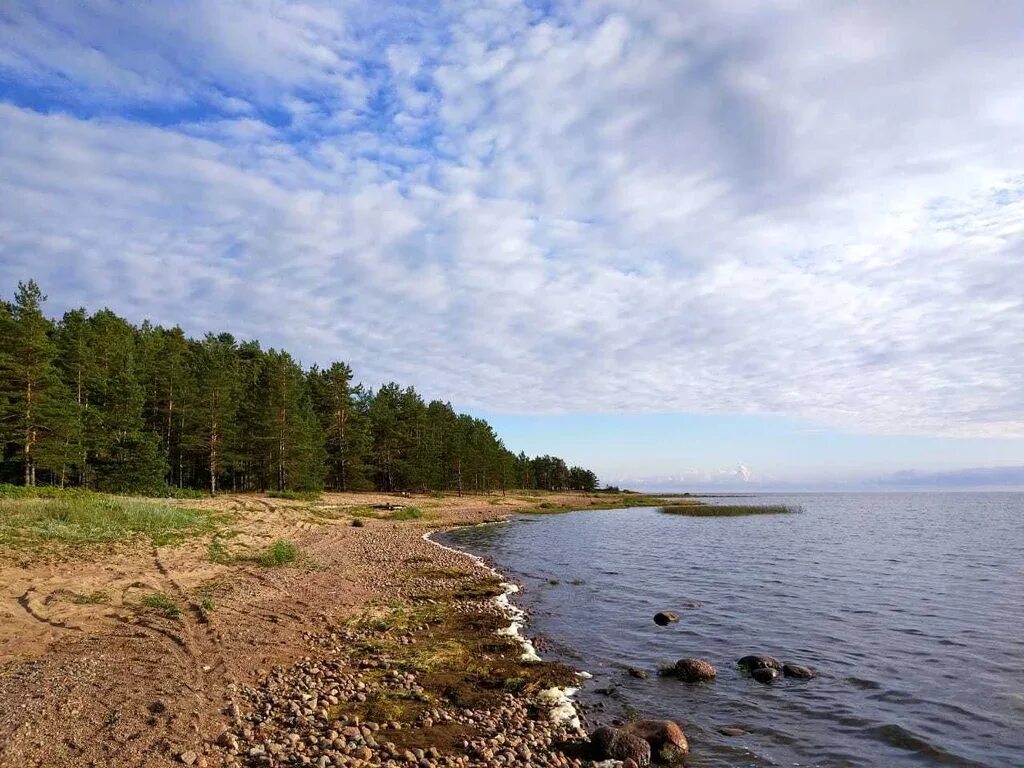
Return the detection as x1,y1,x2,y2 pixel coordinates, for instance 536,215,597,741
752,666,780,684
737,655,783,672
783,663,814,679
672,657,717,682
653,611,679,626
590,725,653,766
623,719,688,764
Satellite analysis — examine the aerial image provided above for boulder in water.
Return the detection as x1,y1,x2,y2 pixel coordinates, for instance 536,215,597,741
737,655,783,672
623,719,688,764
590,726,652,766
783,663,814,679
751,666,780,684
672,657,717,682
653,611,680,626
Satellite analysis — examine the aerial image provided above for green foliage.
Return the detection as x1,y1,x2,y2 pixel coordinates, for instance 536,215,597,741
245,539,300,567
387,506,423,520
140,592,181,618
0,491,215,548
351,517,365,527
0,281,598,496
70,590,109,605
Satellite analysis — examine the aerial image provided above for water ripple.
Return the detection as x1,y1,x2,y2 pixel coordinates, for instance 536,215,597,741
442,492,1024,767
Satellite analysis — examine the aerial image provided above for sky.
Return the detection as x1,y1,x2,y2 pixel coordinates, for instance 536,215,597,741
1,1,1023,490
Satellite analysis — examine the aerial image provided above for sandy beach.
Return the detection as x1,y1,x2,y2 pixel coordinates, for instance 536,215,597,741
0,491,640,767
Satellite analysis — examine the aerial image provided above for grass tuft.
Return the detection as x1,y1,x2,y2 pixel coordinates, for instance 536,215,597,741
141,592,181,618
70,590,110,605
388,506,423,521
245,539,300,567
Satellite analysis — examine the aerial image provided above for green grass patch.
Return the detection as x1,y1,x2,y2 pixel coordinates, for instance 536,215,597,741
388,506,423,520
70,590,110,605
660,503,801,516
244,539,300,567
0,492,218,549
140,591,181,618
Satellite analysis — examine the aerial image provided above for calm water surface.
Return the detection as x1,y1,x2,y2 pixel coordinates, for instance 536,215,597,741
440,493,1024,767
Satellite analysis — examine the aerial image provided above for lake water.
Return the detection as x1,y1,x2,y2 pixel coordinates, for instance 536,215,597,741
439,493,1024,767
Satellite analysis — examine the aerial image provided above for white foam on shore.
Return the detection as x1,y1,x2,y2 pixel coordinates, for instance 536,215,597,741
423,526,582,728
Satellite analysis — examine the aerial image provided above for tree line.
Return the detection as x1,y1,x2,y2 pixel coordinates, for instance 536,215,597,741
0,281,600,495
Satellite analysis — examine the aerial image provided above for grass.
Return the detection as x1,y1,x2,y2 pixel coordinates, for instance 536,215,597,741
244,539,300,567
349,505,424,521
0,488,218,549
140,591,181,618
519,493,668,515
388,506,423,520
660,503,802,516
208,536,304,567
69,590,110,605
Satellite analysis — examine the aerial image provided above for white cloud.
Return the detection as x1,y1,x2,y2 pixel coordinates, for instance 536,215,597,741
1,1,1023,438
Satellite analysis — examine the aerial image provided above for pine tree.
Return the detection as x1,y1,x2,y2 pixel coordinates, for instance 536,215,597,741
0,281,75,485
309,362,367,491
260,351,325,491
189,334,240,495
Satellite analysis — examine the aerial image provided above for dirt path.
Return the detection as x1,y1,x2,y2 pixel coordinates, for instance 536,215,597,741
0,490,612,767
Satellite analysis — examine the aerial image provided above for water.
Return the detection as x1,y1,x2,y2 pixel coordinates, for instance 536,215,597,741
439,493,1024,767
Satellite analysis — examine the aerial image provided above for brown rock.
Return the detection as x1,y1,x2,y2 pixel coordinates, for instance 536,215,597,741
672,657,717,682
653,611,679,626
752,666,780,684
623,719,688,764
737,655,782,672
590,726,652,766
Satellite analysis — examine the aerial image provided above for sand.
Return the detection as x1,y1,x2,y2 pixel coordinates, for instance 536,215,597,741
0,490,615,767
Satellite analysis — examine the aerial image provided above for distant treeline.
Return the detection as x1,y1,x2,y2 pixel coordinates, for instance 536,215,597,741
0,281,599,495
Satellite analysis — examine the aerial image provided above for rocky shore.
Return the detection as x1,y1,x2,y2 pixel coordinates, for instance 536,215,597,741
198,527,598,768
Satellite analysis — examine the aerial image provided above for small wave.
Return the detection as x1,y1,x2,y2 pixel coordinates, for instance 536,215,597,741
864,723,982,766
845,676,882,690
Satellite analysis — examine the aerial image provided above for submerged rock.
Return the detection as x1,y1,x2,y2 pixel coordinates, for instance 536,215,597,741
626,666,648,679
751,666,780,684
672,657,717,682
783,663,814,679
623,719,689,764
653,611,680,626
737,655,783,672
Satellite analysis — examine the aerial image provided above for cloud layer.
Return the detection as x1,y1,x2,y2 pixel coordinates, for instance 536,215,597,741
2,1,1023,437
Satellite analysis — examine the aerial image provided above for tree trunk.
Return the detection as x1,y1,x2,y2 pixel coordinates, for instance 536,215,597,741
209,421,218,496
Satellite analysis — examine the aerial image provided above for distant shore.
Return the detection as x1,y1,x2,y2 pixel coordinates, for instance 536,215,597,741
0,489,658,767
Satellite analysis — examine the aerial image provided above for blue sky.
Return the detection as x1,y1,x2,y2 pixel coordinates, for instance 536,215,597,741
1,1,1023,489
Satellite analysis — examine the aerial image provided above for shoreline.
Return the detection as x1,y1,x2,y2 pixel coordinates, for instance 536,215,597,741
423,526,584,726
0,490,639,767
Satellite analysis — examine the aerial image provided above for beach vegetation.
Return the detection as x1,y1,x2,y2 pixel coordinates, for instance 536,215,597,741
0,489,217,549
140,591,181,618
243,539,300,567
69,590,110,604
660,503,801,516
